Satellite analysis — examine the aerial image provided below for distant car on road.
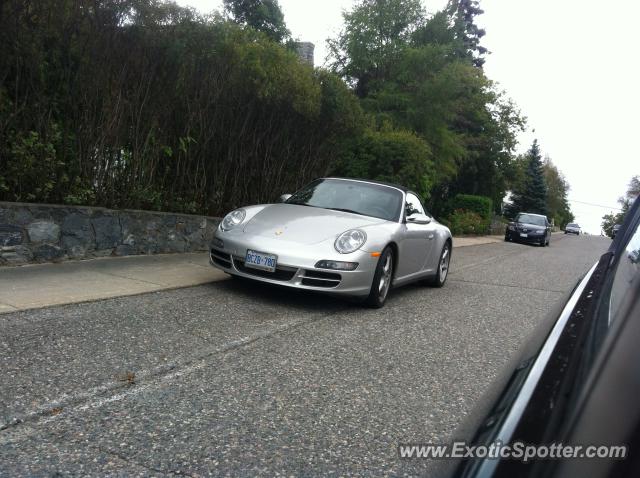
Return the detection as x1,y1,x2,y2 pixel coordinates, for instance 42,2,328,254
210,177,453,308
504,212,551,246
612,223,621,238
565,222,581,235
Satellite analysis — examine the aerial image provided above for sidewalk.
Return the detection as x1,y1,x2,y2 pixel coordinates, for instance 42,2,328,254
453,234,504,247
0,253,227,313
0,235,504,314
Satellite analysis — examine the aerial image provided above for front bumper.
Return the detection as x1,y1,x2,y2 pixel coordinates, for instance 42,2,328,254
505,230,546,244
209,232,379,297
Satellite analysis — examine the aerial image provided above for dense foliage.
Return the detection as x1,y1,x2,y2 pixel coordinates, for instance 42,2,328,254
0,0,361,214
0,0,573,226
223,0,290,43
328,0,527,218
331,128,433,200
543,157,574,228
451,194,492,223
444,209,486,236
440,194,492,234
602,176,640,237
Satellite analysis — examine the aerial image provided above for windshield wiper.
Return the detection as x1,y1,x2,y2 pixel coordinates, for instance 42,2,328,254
327,207,365,216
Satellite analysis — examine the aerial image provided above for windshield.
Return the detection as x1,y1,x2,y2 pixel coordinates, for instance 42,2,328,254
567,223,579,228
516,213,547,226
286,179,403,222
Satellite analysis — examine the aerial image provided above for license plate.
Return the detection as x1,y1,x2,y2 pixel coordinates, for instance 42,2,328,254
520,233,528,238
244,249,277,272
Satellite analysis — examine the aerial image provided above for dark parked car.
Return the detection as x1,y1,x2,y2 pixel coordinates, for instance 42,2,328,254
504,212,551,246
452,196,640,478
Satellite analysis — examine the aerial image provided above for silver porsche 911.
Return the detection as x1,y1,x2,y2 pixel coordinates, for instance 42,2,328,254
209,177,453,307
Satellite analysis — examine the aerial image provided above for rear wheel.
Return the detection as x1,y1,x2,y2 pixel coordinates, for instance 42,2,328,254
365,247,394,308
424,242,451,288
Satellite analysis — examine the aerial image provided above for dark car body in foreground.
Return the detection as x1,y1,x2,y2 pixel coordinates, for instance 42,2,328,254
505,213,552,246
452,197,640,477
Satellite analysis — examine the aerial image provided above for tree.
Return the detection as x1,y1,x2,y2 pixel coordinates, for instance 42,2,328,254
543,156,574,228
331,128,434,201
506,140,548,217
601,175,640,237
327,0,425,97
601,212,622,238
223,0,290,42
447,0,488,67
327,0,526,217
0,0,361,214
619,175,640,213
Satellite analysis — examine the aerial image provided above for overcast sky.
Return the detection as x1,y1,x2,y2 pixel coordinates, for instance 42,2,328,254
176,0,638,233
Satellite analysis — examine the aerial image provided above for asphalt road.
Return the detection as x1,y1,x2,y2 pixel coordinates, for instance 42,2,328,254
0,234,610,477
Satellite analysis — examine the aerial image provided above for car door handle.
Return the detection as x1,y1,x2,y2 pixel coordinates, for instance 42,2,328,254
428,233,434,240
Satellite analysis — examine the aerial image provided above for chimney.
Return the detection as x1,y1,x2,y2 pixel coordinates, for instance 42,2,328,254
295,42,315,66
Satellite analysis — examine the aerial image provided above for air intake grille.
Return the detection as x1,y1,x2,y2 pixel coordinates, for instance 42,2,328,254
301,269,342,288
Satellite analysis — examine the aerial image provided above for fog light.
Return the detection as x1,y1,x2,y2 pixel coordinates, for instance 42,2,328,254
212,238,224,249
315,260,359,271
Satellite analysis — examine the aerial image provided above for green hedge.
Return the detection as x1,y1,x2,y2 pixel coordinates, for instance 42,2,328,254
451,194,493,222
443,209,486,235
444,194,493,235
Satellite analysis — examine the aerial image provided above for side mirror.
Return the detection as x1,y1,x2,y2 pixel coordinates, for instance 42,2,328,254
406,213,431,225
278,194,292,203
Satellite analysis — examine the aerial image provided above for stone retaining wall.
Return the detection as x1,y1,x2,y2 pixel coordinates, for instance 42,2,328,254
0,202,220,266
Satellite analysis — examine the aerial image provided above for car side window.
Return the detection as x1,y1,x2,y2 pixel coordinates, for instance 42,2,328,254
405,193,425,217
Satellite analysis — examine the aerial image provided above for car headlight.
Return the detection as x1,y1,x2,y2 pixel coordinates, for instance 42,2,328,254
508,225,515,231
220,209,246,231
334,229,367,254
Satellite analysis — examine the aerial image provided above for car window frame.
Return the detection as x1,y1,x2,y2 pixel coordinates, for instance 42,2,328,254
403,191,429,222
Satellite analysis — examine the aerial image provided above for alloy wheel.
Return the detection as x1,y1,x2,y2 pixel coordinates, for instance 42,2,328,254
378,253,393,301
439,246,450,283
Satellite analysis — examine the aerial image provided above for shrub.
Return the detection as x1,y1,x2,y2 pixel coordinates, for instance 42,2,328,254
451,194,493,223
0,7,362,215
444,209,487,236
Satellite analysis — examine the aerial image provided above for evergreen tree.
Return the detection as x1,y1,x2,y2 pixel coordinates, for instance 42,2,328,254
507,139,548,217
447,0,488,67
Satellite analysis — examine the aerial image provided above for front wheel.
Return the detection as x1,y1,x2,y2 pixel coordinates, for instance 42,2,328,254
424,242,451,288
365,247,394,308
